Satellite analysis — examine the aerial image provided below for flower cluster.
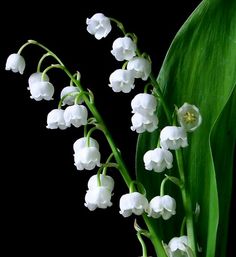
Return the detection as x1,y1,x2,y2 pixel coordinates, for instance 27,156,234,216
5,12,202,257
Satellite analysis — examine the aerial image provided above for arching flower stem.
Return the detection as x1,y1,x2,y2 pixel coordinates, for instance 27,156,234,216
137,231,148,257
36,53,51,72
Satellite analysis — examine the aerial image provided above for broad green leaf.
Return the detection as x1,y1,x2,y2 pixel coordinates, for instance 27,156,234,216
136,1,236,257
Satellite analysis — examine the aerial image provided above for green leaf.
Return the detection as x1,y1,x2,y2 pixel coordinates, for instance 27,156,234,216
136,1,236,257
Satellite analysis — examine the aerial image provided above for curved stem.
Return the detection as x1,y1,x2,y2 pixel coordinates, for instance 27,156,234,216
109,18,126,35
37,53,51,72
42,64,64,80
175,149,196,256
17,41,32,54
137,232,148,257
27,40,64,65
160,177,169,196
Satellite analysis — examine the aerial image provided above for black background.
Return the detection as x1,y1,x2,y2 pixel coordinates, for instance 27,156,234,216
1,0,235,256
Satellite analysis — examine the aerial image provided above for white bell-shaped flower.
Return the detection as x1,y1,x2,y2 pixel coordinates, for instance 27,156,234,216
74,146,101,170
167,236,193,257
85,186,112,211
29,81,54,101
177,103,202,132
46,109,67,130
109,69,135,93
147,195,176,220
86,13,112,40
131,112,158,133
5,53,26,74
127,57,151,81
143,147,173,173
73,137,99,153
64,104,88,128
111,37,137,61
160,126,188,150
119,192,149,217
131,93,157,116
28,72,49,88
88,174,114,192
60,86,81,106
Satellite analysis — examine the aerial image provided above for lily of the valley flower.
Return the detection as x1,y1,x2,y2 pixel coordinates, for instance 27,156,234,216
131,93,157,116
147,195,176,220
64,104,88,128
127,57,151,81
86,13,112,40
119,192,149,217
28,72,49,87
177,103,202,132
5,53,26,74
109,69,135,93
111,36,137,61
143,147,173,173
73,137,99,152
160,126,188,150
46,109,67,130
131,112,158,133
74,146,101,170
60,86,81,106
167,236,193,257
85,186,112,211
88,174,114,192
29,81,54,101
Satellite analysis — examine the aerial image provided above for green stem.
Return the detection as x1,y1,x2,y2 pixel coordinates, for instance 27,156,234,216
160,177,169,196
27,40,64,65
109,18,126,35
37,53,50,72
142,215,168,257
175,149,197,256
102,153,115,175
137,232,148,257
63,67,132,187
149,73,172,124
17,41,32,54
42,64,63,80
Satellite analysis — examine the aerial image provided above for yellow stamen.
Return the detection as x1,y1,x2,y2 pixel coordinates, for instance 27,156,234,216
183,112,196,123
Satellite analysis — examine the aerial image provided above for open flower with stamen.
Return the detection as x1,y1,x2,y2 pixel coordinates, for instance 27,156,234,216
119,192,149,217
127,57,151,81
131,93,157,116
60,86,81,106
109,69,135,93
131,112,158,133
86,13,112,40
177,103,202,132
88,174,114,192
147,195,176,220
160,126,188,150
5,53,25,74
111,36,137,61
46,109,67,130
64,104,88,128
143,147,173,173
85,186,112,211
